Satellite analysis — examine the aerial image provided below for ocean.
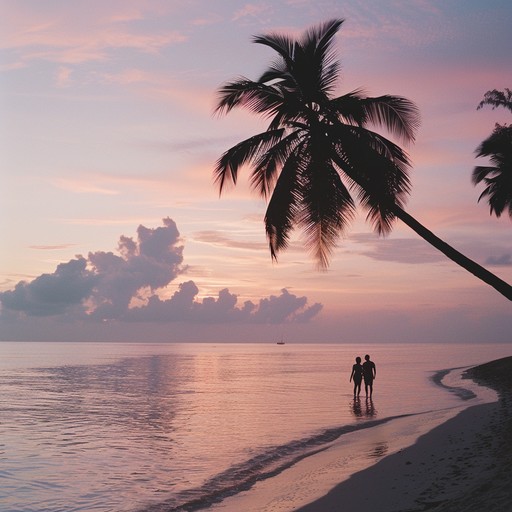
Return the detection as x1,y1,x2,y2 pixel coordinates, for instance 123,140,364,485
0,342,510,512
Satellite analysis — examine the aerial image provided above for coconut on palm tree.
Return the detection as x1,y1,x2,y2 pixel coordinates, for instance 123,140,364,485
473,88,512,220
214,19,512,301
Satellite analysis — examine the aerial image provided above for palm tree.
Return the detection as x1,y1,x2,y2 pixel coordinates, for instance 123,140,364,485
473,88,512,220
214,19,512,301
476,88,512,113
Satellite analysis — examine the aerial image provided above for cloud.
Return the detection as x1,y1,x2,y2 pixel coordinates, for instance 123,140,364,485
98,68,154,85
0,257,97,316
56,66,72,87
127,285,321,324
0,218,183,319
250,288,322,323
194,230,267,251
232,4,269,21
350,233,445,264
53,177,121,195
191,13,223,26
29,244,78,251
0,218,322,327
87,218,185,320
486,253,512,267
2,5,186,65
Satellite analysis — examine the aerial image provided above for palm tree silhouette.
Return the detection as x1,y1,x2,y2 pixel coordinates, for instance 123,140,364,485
473,88,512,221
214,19,512,301
477,89,512,112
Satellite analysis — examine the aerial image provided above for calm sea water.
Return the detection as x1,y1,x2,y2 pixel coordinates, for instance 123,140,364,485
0,342,510,512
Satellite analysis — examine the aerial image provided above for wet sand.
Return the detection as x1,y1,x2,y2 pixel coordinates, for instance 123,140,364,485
296,355,512,512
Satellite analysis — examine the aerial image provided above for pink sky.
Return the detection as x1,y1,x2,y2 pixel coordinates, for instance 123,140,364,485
1,0,511,343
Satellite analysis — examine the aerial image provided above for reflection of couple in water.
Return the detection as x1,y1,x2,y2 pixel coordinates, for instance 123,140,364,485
351,393,376,418
349,354,376,398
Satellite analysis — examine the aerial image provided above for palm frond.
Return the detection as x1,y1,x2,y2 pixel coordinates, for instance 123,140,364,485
253,33,295,66
301,18,344,67
307,19,343,96
258,62,291,86
331,124,412,234
472,165,494,186
357,156,409,234
477,88,512,113
265,146,306,260
215,79,282,117
473,167,512,218
214,129,285,194
288,20,343,101
319,61,341,96
330,90,368,125
334,124,412,188
298,157,355,268
250,131,302,198
475,124,512,159
360,95,420,144
473,124,512,219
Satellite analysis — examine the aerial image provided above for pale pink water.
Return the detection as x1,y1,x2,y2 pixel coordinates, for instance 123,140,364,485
0,342,509,511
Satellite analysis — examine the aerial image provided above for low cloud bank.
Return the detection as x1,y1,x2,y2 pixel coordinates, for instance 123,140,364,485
0,218,322,326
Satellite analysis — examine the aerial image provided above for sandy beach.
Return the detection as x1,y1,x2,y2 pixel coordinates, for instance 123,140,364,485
295,356,512,512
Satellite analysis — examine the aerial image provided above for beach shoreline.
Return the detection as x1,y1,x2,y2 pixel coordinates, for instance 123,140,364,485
294,355,512,512
208,355,512,512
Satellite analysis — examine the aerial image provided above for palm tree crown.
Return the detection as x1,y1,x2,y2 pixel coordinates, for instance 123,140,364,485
215,20,512,300
215,19,420,268
473,88,512,220
476,88,512,113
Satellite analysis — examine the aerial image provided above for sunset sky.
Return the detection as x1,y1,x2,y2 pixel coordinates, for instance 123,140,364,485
1,0,511,343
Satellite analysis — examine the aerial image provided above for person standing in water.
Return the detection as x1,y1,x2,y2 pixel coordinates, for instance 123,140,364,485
349,356,363,397
362,354,376,397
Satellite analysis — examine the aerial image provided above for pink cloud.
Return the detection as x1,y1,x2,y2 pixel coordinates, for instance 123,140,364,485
53,176,121,195
106,8,145,24
232,4,269,21
145,81,217,114
74,166,216,201
15,31,185,65
30,244,78,251
99,68,154,85
193,231,267,252
1,4,186,65
191,13,223,26
55,66,72,87
0,218,322,327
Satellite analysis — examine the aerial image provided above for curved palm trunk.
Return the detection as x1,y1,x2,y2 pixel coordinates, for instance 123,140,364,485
392,205,512,301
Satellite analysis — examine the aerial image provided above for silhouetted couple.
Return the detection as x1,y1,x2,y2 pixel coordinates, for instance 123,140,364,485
349,354,376,398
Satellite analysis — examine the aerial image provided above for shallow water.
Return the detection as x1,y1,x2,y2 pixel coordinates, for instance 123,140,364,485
0,342,510,512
